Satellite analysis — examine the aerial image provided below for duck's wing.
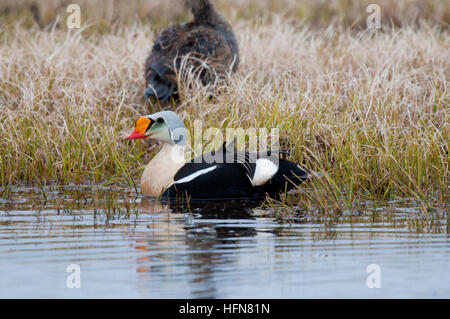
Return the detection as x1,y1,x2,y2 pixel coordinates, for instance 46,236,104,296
170,143,241,185
170,143,279,190
221,140,281,187
235,146,314,190
161,144,256,200
163,140,314,200
163,160,257,200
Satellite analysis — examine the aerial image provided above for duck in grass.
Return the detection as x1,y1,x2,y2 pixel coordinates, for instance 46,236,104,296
144,0,239,101
125,111,320,201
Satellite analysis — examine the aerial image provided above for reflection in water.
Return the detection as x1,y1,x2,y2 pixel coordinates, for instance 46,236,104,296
0,187,448,298
137,198,260,298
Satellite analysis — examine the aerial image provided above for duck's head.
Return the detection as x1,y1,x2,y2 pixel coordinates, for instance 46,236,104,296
125,111,186,145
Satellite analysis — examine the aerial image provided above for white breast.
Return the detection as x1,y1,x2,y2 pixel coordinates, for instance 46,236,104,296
140,143,185,197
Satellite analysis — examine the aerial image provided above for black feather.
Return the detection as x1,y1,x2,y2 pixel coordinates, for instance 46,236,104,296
161,141,312,201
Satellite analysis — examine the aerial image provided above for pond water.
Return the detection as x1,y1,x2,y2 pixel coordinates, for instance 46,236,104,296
0,187,448,298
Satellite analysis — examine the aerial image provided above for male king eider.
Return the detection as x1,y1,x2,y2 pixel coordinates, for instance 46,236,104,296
144,0,239,101
125,111,319,201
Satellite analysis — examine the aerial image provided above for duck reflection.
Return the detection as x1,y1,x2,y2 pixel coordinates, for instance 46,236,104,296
135,197,261,298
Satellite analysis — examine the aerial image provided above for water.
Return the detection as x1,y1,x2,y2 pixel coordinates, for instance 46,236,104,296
0,187,448,298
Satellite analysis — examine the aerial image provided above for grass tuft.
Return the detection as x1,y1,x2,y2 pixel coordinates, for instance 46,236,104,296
0,0,448,212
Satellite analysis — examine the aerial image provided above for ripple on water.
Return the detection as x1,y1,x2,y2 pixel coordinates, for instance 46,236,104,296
0,187,448,298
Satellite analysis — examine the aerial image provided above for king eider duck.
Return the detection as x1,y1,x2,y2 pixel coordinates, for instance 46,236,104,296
125,111,320,201
144,0,239,101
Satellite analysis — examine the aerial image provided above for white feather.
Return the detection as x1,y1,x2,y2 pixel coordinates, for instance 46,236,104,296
175,165,217,184
251,158,278,186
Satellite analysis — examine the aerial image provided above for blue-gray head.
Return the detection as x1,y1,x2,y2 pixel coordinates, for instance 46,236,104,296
124,111,186,145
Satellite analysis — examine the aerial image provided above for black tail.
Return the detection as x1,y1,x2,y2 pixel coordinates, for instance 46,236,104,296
260,159,318,197
277,160,312,182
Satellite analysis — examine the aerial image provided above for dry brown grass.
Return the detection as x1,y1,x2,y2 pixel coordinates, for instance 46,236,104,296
0,0,448,212
1,0,449,29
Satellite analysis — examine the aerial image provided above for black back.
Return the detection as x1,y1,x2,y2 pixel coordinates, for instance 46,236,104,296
161,143,311,201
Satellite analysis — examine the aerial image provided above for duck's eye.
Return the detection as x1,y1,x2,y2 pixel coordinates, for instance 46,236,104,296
157,117,164,123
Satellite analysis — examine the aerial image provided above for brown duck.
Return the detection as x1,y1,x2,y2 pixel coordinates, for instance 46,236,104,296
144,0,239,101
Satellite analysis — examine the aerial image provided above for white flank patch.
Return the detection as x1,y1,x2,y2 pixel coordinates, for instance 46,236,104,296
175,165,218,184
251,158,279,186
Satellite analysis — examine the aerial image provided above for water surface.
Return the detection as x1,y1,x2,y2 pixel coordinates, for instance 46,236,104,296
0,187,448,298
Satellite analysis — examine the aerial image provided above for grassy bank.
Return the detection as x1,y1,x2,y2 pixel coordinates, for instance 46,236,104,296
0,0,448,212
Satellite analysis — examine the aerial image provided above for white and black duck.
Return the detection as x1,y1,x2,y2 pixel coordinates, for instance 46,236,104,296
125,111,319,201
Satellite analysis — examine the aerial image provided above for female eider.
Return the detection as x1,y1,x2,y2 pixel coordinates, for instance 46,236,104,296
125,111,319,201
144,0,239,101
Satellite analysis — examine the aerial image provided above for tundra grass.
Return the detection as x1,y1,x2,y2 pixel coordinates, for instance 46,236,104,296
1,0,449,30
0,1,448,214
